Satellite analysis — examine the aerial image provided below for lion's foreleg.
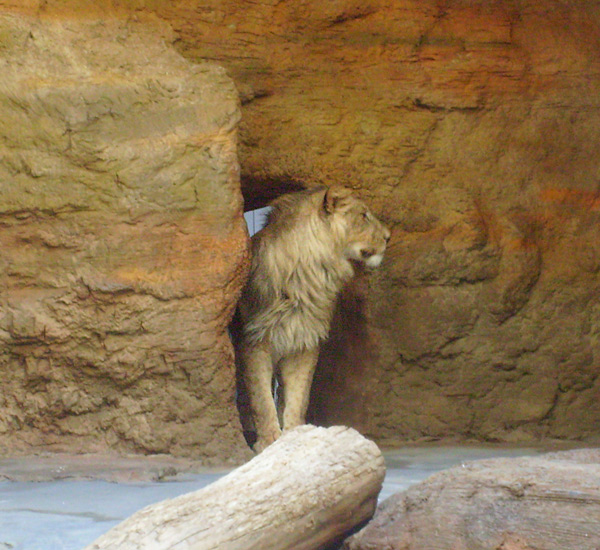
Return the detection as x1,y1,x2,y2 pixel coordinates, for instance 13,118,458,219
241,344,281,452
279,347,319,431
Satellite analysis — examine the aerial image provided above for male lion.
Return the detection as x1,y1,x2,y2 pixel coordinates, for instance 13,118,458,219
237,185,390,451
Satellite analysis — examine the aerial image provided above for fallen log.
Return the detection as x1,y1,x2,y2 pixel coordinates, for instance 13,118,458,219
345,448,600,550
85,425,385,550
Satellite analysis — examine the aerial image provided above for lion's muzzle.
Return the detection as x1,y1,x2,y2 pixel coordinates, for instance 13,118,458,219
364,252,384,268
354,223,390,269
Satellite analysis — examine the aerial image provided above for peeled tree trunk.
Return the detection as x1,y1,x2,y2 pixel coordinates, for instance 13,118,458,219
345,448,600,550
85,425,385,550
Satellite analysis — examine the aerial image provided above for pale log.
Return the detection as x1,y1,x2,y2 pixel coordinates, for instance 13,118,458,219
345,448,600,550
85,425,385,550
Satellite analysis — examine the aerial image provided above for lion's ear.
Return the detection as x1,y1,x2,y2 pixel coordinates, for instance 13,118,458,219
323,185,352,214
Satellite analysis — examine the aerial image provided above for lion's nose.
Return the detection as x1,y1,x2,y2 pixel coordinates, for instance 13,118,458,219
361,248,375,259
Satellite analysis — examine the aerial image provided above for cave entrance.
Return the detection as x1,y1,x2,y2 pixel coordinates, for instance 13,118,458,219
243,206,271,236
240,176,305,212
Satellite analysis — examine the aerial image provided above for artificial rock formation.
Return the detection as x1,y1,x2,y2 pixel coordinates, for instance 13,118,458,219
345,448,600,550
1,0,599,451
140,0,600,445
0,14,250,460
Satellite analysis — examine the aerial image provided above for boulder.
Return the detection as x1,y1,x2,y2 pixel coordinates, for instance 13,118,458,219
345,448,600,550
0,13,250,461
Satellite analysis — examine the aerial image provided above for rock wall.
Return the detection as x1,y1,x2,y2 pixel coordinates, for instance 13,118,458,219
0,13,250,460
151,0,600,445
1,0,599,450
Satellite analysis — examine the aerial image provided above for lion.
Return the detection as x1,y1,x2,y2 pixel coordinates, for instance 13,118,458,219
236,185,390,452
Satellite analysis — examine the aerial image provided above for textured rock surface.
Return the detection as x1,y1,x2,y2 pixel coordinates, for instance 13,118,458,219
0,14,250,460
1,0,599,449
143,0,600,445
344,448,600,550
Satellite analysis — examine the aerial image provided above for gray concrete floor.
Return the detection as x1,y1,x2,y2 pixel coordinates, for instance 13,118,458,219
0,444,574,550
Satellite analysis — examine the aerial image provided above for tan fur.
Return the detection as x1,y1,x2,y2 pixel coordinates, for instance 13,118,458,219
237,186,390,451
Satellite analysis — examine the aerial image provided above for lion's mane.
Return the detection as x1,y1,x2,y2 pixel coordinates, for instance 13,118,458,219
240,187,358,356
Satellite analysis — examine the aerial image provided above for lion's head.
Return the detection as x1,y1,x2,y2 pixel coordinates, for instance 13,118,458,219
323,186,391,269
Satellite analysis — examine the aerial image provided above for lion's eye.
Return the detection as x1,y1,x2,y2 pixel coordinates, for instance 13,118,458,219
362,211,369,220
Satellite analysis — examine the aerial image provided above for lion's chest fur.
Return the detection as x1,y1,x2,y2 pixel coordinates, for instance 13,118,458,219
242,252,353,356
240,193,355,357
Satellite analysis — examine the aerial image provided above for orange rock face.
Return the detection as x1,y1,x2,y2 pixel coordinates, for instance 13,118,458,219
147,0,600,445
1,0,599,450
0,13,250,460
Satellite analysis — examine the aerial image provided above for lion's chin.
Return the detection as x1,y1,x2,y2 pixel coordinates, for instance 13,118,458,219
364,254,383,269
